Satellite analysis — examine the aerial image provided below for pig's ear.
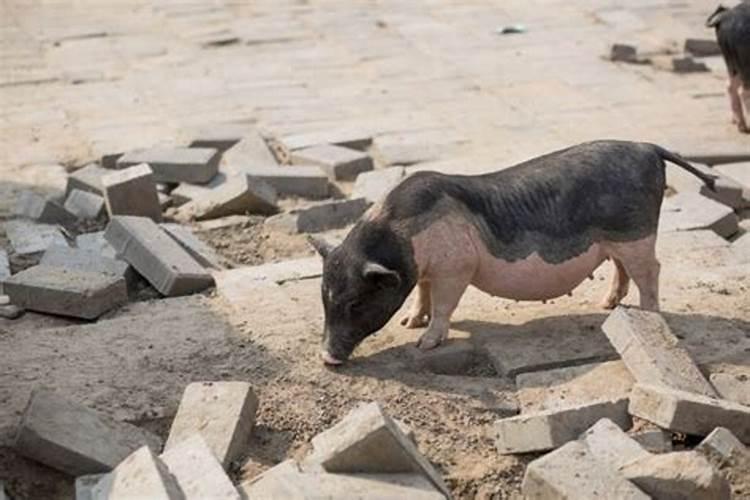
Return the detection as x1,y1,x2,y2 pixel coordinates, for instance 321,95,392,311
307,235,335,259
706,6,727,27
362,261,401,289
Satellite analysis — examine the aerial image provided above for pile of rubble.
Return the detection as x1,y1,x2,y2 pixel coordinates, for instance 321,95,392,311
8,385,449,499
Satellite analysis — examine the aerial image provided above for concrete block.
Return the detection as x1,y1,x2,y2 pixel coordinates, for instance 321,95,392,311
632,429,673,453
697,427,748,460
516,361,634,413
620,451,730,500
102,163,162,221
608,43,649,64
411,340,477,376
65,189,106,219
165,381,258,469
4,220,69,256
265,198,369,234
660,192,738,237
4,265,127,319
76,231,117,259
41,245,132,283
105,216,214,296
291,144,373,181
116,147,220,184
628,384,750,442
245,165,329,198
681,151,750,166
685,38,721,57
66,164,109,196
494,398,631,454
13,388,162,476
602,306,717,396
666,162,747,209
522,440,649,500
214,257,321,285
14,191,78,227
75,474,106,500
580,418,650,470
161,435,240,499
221,130,278,172
176,175,278,220
169,173,228,206
189,125,245,153
281,129,372,151
660,56,709,73
305,402,449,496
352,167,405,204
160,223,221,269
93,446,183,500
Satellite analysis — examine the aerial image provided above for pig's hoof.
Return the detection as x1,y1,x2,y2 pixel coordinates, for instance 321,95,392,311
739,124,750,134
416,329,445,350
599,295,620,310
400,313,429,328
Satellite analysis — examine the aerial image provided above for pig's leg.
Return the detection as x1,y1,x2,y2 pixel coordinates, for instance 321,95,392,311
728,75,748,132
600,258,630,309
607,236,660,311
741,84,750,134
401,280,431,328
416,274,471,350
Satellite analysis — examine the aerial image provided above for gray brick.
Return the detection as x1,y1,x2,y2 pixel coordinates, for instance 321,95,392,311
76,231,117,259
265,198,369,234
160,223,221,269
165,381,258,469
93,447,183,500
580,418,649,470
116,147,220,184
291,145,373,181
666,163,747,209
176,174,278,220
697,427,748,461
102,163,162,221
170,173,228,206
628,384,750,442
160,435,240,499
494,398,631,454
4,220,69,256
13,389,161,476
281,129,373,151
41,245,132,283
221,130,278,172
352,167,405,204
685,38,721,57
4,265,127,319
303,402,450,496
66,164,109,196
244,165,329,198
602,307,717,396
14,191,78,227
660,192,738,238
105,216,214,296
64,189,105,219
608,43,648,63
522,441,649,500
189,124,245,153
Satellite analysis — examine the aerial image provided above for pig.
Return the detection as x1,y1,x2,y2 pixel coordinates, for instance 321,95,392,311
707,2,750,133
310,140,716,365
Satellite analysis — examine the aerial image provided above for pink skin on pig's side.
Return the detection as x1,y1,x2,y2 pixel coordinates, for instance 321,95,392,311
403,215,660,350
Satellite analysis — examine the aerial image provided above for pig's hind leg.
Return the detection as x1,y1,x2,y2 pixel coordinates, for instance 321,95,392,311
600,258,630,309
728,75,749,132
605,236,660,311
401,280,431,328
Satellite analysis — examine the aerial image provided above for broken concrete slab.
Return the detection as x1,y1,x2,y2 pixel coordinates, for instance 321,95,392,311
14,191,78,228
161,434,240,500
116,147,220,184
522,440,649,499
4,220,69,256
581,418,650,470
76,231,117,259
352,167,405,204
165,381,258,469
213,257,321,285
102,163,162,221
660,192,739,238
4,265,127,319
105,216,214,296
602,306,717,397
666,162,747,209
221,130,278,173
93,446,183,500
628,384,750,442
160,223,221,269
411,340,477,376
176,174,278,220
516,360,634,413
697,427,748,461
281,129,373,151
685,38,721,57
620,451,730,500
632,428,673,453
304,402,449,496
64,189,106,219
494,398,631,454
244,165,329,198
66,163,109,196
264,198,369,234
291,144,373,181
41,245,131,283
14,388,161,476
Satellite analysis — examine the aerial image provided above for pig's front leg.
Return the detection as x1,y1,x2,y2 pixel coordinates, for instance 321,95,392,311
401,280,431,328
416,274,471,350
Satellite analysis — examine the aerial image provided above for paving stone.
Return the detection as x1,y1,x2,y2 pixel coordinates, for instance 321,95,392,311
64,189,106,219
660,192,739,237
685,38,721,57
304,402,449,496
13,388,161,476
93,446,183,500
628,384,750,442
214,257,321,285
291,144,373,181
494,398,631,454
160,434,240,500
620,451,730,500
165,381,258,469
41,245,132,283
682,151,750,166
4,264,127,319
352,167,405,204
244,164,329,198
631,429,673,453
221,130,278,172
581,418,650,470
169,173,228,206
698,427,748,460
102,163,162,221
654,56,709,73
75,474,106,500
666,163,747,209
522,440,649,500
281,128,373,151
4,220,69,256
176,174,278,220
66,164,109,196
516,361,634,413
160,223,221,269
264,198,369,234
14,191,78,227
76,231,117,259
601,306,717,397
105,216,214,296
116,147,220,184
411,340,477,376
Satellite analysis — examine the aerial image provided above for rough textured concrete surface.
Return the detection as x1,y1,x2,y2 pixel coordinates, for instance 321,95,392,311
93,446,184,500
41,245,131,282
102,163,162,221
116,147,220,184
291,144,373,180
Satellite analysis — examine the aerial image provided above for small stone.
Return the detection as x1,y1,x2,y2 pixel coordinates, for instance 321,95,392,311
93,447,183,500
116,147,221,184
64,189,106,220
709,369,750,406
666,162,747,209
160,435,240,499
291,144,373,181
102,163,162,221
608,43,649,64
264,198,369,234
671,56,710,73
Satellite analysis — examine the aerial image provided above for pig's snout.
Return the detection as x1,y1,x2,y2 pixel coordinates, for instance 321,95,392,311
321,350,344,366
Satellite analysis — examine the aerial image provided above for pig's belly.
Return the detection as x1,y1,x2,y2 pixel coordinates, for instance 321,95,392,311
471,243,606,301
